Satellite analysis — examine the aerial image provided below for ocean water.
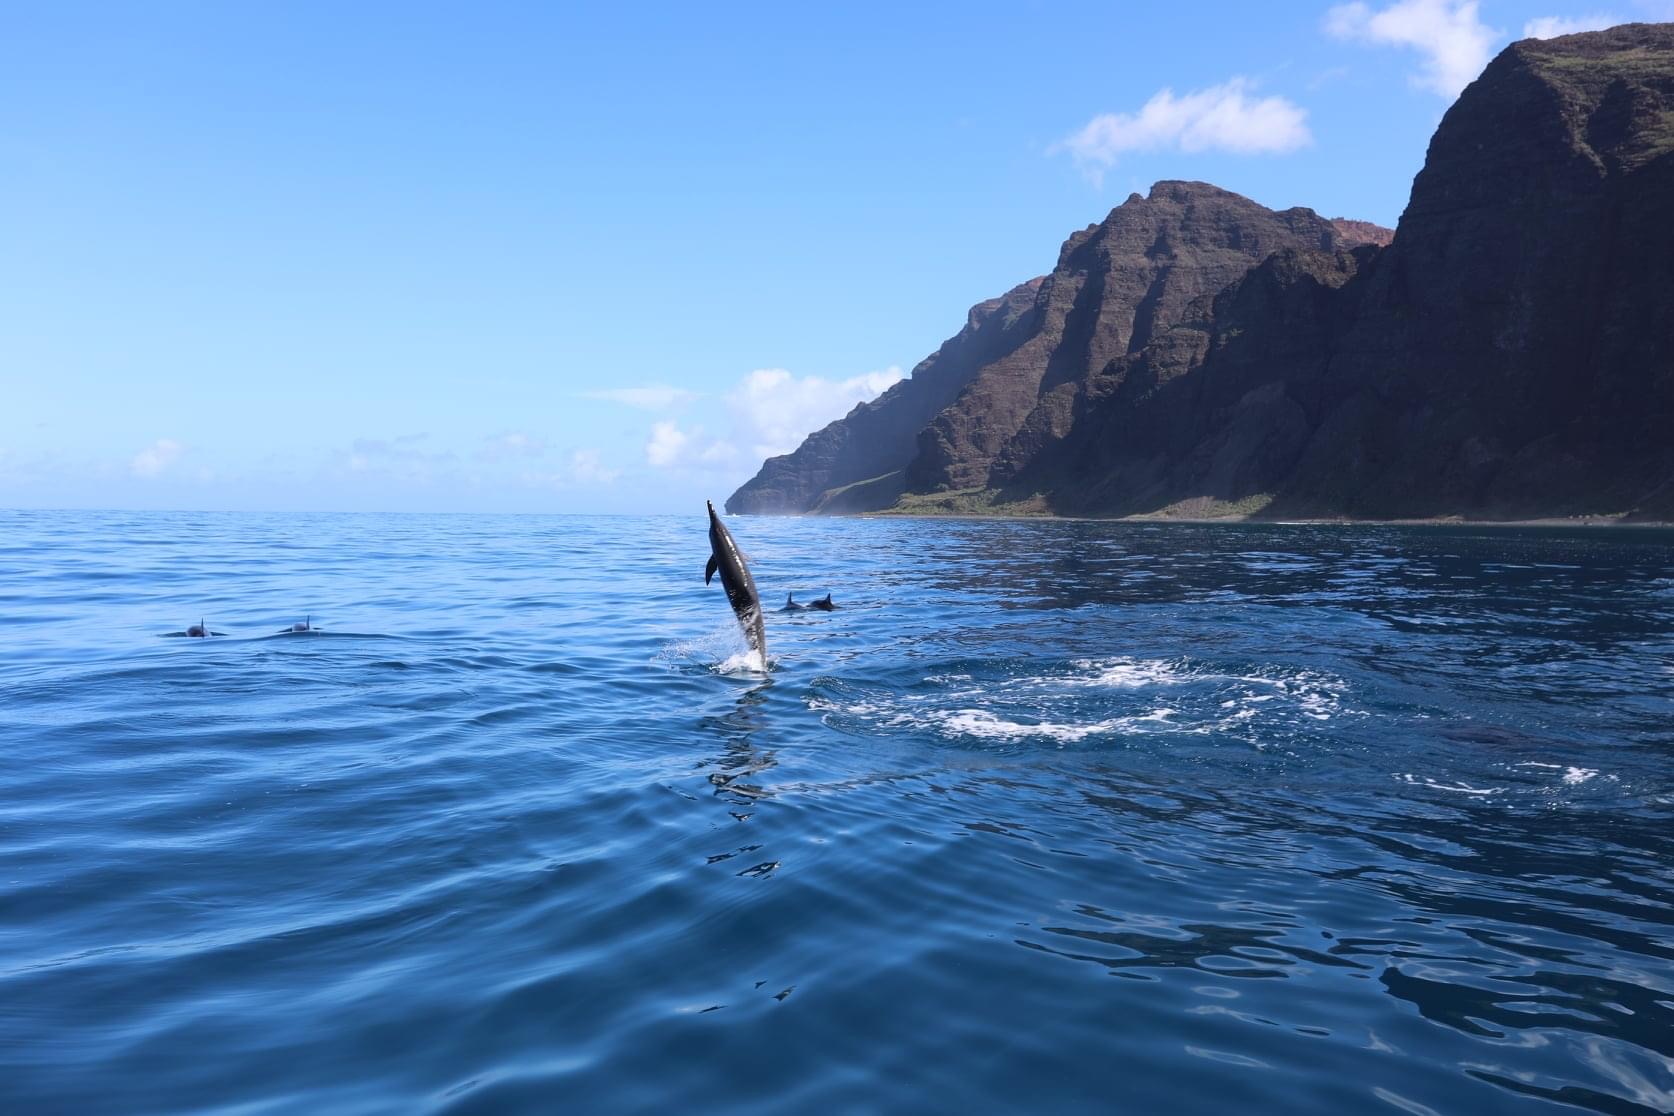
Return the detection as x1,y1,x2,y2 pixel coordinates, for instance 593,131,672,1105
3,510,1673,1115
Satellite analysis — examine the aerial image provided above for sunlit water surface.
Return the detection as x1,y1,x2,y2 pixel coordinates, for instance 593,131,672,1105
3,511,1673,1114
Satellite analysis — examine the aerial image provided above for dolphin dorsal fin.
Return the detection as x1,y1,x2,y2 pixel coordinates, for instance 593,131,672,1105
705,554,719,585
786,593,794,605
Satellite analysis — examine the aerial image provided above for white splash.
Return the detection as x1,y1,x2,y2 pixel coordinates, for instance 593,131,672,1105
717,649,770,675
1396,773,1505,797
812,656,1353,746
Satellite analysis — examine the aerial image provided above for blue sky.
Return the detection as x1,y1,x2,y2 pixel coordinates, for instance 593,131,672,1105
4,0,1668,513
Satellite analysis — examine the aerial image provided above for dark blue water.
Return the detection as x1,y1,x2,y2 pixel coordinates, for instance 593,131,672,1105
3,511,1673,1114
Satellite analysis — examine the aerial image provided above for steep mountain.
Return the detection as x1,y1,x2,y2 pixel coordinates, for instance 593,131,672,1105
728,23,1674,521
728,184,1384,514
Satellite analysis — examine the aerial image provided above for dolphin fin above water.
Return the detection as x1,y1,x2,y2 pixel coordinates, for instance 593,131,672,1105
705,501,766,659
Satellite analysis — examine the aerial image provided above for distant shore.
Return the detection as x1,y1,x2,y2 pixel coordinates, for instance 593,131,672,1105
841,510,1674,529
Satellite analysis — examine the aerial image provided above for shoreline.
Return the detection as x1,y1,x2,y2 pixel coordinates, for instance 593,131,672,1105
837,511,1674,529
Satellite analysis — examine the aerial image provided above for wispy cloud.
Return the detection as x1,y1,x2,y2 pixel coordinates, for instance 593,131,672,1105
1523,13,1618,38
1325,0,1500,98
478,431,549,462
1058,79,1311,184
343,433,457,479
520,449,620,489
583,385,700,410
567,449,618,484
130,439,183,478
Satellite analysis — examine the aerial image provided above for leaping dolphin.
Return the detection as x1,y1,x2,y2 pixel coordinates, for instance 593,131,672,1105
705,501,766,659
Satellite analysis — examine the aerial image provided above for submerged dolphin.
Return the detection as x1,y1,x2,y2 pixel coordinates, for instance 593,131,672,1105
783,593,835,612
281,615,315,633
705,501,766,658
185,619,209,638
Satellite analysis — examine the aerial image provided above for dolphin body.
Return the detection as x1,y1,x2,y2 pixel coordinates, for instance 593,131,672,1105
705,501,766,659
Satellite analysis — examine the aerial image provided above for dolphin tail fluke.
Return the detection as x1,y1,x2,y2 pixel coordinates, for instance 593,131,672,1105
705,554,719,585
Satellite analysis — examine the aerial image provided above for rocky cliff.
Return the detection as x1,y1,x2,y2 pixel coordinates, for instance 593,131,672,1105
728,24,1674,521
726,183,1385,515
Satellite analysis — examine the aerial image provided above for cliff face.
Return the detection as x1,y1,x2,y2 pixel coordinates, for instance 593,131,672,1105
1274,22,1674,519
1009,245,1376,516
906,182,1375,495
728,24,1674,521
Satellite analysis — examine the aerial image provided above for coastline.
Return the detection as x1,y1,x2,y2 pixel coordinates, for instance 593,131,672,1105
836,510,1674,529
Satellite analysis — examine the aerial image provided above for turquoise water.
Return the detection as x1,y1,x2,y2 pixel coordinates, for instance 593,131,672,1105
3,510,1672,1114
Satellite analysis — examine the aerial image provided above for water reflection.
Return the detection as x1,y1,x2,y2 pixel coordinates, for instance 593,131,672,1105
699,682,779,809
694,683,785,879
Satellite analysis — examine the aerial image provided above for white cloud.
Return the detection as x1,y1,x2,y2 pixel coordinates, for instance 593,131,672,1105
583,385,699,410
1325,0,1500,98
642,366,902,470
727,366,904,461
643,420,737,469
130,439,183,478
1059,79,1311,183
1523,13,1618,38
646,420,690,467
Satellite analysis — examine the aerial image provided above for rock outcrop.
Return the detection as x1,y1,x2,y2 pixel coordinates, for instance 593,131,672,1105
728,24,1674,521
